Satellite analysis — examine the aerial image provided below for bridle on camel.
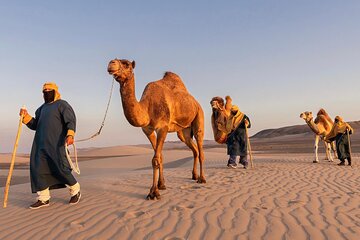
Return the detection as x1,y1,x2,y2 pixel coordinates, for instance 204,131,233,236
65,77,116,174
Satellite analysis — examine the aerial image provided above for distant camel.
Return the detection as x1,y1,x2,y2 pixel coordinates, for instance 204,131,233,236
107,59,206,200
300,109,337,163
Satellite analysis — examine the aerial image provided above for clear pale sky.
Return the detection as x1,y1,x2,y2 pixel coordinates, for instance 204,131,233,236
1,1,359,153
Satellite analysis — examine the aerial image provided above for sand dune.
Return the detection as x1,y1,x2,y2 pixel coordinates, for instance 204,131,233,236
1,125,359,239
1,146,360,240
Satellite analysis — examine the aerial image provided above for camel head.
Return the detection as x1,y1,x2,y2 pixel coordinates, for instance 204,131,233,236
210,96,231,144
210,96,225,111
299,111,313,122
107,59,136,85
210,97,227,127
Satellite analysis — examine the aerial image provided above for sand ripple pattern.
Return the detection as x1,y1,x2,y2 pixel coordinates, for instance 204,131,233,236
0,153,359,240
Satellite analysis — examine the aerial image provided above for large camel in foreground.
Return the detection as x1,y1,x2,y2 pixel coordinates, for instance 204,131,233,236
300,109,337,163
107,59,206,200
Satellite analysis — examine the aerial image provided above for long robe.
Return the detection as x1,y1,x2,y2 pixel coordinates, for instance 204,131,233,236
26,100,77,193
325,116,353,161
226,115,251,156
334,133,351,160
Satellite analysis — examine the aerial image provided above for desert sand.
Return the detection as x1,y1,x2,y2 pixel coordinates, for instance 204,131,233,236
1,136,360,240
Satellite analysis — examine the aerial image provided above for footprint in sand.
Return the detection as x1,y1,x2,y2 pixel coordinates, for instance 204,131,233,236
117,210,149,219
180,185,202,190
186,204,195,209
171,205,186,212
69,221,84,229
171,204,196,212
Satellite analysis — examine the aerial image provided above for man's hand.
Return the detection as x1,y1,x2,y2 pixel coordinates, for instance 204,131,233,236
346,127,353,134
66,136,74,145
19,108,28,116
244,119,249,128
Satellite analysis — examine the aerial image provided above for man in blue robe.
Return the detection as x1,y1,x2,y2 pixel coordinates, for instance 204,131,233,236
224,105,251,169
20,82,81,209
324,116,354,166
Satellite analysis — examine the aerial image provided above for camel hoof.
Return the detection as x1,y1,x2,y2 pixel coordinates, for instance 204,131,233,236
313,160,319,163
197,176,206,184
192,173,198,181
146,188,161,200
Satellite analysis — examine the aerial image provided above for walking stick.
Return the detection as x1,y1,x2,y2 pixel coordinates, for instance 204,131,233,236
3,109,25,208
245,126,254,169
347,129,353,168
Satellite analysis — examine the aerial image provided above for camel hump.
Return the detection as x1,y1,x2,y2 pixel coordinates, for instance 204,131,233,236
316,108,333,123
162,72,187,91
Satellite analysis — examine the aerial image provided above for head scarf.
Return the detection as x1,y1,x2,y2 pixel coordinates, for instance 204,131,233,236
225,105,245,134
42,82,61,101
325,115,354,141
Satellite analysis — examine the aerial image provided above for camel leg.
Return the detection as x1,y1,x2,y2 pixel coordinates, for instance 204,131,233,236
324,140,330,161
178,129,199,181
142,128,166,190
146,127,168,200
325,142,333,162
192,111,206,184
331,141,338,159
314,135,320,163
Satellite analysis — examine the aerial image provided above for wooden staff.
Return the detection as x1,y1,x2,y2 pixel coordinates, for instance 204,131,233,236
245,126,254,169
347,129,353,168
3,111,24,208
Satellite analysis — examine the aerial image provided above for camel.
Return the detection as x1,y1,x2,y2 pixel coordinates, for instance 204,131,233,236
210,96,233,144
299,109,337,163
107,58,206,200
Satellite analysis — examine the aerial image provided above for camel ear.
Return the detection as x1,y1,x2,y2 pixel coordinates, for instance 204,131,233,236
132,61,136,69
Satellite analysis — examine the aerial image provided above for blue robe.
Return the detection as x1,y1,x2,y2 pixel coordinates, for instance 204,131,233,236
334,133,351,160
226,115,251,156
26,100,77,193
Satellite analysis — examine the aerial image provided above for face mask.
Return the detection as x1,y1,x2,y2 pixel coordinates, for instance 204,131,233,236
43,90,55,103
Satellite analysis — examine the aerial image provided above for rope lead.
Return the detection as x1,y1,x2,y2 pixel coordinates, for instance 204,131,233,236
65,143,80,174
76,78,115,142
65,78,115,174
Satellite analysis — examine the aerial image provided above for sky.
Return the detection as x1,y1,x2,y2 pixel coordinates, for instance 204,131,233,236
1,1,360,153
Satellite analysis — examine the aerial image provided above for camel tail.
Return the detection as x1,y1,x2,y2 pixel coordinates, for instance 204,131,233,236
317,108,333,124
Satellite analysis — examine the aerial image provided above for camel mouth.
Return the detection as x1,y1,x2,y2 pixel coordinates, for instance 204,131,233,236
107,68,120,75
210,102,219,110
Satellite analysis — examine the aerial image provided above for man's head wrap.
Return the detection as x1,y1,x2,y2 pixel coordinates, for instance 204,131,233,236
43,82,61,101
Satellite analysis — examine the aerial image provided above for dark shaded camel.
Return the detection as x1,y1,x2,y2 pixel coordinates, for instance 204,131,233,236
210,96,233,144
107,59,206,200
300,109,337,163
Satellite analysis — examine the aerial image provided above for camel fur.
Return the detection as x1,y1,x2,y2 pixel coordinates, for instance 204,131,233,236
108,59,206,200
300,109,337,163
210,96,233,144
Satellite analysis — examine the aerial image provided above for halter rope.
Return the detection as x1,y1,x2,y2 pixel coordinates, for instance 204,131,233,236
65,78,115,174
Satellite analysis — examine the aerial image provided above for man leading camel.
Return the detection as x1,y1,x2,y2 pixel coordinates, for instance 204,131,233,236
20,82,81,209
224,105,251,169
324,116,354,166
211,96,251,169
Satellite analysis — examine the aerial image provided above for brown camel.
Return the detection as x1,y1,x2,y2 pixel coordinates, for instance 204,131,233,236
107,59,206,200
299,109,337,163
210,96,233,144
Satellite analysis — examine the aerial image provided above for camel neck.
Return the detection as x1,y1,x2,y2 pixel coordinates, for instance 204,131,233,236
119,74,149,127
306,119,320,135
